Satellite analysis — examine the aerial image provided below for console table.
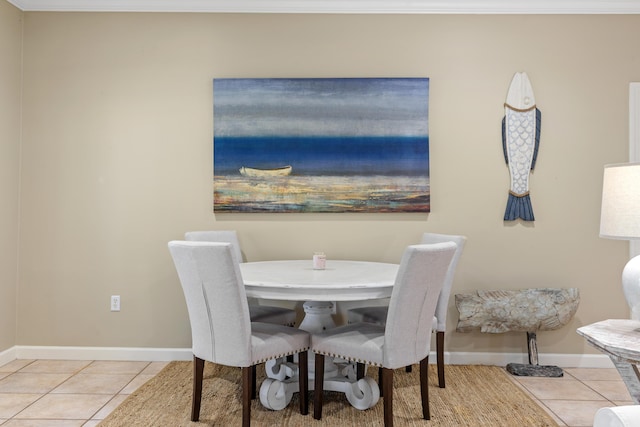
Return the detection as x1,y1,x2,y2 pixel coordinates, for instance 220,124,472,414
577,319,640,404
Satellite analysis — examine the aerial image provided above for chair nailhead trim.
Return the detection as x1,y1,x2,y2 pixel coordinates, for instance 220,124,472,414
254,346,310,365
313,350,382,367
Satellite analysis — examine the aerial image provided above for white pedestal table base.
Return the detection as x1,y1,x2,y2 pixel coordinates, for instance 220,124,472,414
259,300,380,411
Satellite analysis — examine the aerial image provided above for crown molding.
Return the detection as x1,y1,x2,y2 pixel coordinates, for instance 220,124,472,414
7,0,640,14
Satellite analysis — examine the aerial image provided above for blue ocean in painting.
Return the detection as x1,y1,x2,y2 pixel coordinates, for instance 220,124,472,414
214,136,429,177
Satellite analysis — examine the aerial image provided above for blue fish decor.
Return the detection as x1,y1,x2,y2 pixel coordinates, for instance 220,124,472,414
502,72,541,221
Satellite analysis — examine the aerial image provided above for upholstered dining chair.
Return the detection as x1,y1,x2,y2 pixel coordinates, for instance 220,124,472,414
312,242,457,426
168,241,310,426
184,230,297,327
347,232,466,388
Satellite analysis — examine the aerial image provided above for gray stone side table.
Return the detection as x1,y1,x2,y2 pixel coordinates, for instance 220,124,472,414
577,319,640,404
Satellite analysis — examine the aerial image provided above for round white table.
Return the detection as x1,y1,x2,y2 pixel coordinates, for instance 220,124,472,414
239,259,399,411
241,259,398,301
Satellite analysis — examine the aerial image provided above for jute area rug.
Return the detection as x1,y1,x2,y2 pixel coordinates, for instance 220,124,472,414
99,361,558,426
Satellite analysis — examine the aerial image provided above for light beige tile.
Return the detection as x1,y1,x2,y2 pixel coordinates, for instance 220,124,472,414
0,373,72,394
3,420,86,426
120,374,153,394
91,394,127,420
613,400,635,406
511,372,578,385
19,361,91,375
81,361,149,375
0,362,34,374
81,421,102,427
0,394,42,419
542,399,612,427
515,376,607,400
585,380,633,401
565,367,622,381
14,394,111,420
140,361,168,375
52,373,136,395
524,395,567,426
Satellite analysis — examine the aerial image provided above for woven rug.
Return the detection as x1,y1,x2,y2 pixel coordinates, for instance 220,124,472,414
99,361,558,426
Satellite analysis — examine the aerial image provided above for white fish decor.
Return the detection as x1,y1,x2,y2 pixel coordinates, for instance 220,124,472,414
502,72,541,221
456,288,579,377
455,288,580,334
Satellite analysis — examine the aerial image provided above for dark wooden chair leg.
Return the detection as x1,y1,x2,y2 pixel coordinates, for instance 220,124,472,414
382,367,393,427
313,354,325,420
420,356,430,420
192,356,204,422
242,366,252,427
357,362,365,380
378,367,384,397
405,365,412,373
298,351,309,415
251,365,257,399
437,331,445,388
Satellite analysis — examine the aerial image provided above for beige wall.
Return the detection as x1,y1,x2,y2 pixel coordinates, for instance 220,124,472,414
0,1,22,353
15,12,636,357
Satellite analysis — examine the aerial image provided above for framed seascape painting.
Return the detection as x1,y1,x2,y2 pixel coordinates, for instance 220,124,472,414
213,77,430,213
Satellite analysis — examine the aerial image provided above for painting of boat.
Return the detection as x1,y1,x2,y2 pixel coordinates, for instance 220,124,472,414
239,165,293,177
213,78,430,213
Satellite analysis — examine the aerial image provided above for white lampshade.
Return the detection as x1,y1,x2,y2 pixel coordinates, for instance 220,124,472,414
600,163,640,240
600,162,640,320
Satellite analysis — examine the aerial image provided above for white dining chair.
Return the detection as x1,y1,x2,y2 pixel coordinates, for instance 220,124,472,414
312,242,457,426
346,232,466,388
184,230,297,327
168,241,310,426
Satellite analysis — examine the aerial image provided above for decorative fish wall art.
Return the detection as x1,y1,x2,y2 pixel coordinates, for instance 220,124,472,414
502,72,541,221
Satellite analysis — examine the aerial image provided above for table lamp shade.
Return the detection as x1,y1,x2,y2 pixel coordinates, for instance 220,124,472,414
600,163,640,240
600,162,640,320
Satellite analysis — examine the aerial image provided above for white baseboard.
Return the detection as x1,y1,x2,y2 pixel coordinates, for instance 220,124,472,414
11,346,193,362
0,346,17,367
0,346,614,368
445,351,615,369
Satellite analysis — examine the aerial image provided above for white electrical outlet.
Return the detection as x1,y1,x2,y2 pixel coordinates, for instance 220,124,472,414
330,301,337,315
111,295,121,312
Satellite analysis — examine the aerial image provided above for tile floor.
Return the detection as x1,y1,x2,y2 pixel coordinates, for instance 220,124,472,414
0,359,168,426
509,366,634,426
0,359,633,426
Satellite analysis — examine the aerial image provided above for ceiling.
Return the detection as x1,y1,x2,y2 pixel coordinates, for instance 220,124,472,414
7,0,640,14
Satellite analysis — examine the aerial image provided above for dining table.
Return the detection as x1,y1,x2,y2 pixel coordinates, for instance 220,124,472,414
239,259,399,411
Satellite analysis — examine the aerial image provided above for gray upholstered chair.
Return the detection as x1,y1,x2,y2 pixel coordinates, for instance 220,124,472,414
312,242,457,426
346,232,466,388
168,241,309,426
184,230,297,327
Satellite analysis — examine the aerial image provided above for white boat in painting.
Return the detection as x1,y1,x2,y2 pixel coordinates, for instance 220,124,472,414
239,165,293,177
